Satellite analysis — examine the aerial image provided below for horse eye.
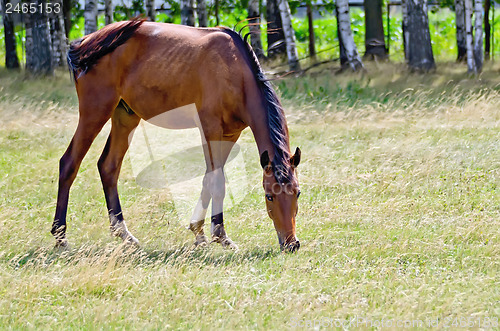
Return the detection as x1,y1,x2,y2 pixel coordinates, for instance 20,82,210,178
297,191,301,198
266,194,273,202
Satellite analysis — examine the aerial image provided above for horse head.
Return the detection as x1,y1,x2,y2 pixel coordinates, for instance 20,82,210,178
260,147,301,252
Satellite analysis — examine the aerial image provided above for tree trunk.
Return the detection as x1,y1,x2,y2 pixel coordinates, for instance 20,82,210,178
336,6,348,66
197,0,207,27
50,0,67,67
266,0,286,57
181,0,196,26
214,0,219,25
25,0,54,76
105,0,114,24
363,0,387,60
336,0,364,71
278,0,300,71
306,2,316,61
248,0,265,59
145,0,155,22
484,0,490,60
84,0,98,35
473,0,483,71
62,0,71,37
464,0,475,72
407,0,435,71
2,0,20,69
455,0,466,61
401,0,409,61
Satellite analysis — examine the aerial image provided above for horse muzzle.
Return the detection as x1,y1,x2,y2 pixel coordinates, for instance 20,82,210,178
281,240,300,252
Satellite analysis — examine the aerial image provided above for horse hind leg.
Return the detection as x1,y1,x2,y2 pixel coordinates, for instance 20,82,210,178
52,91,119,247
98,103,140,244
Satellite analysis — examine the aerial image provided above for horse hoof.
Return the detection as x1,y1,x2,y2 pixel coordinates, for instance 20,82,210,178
122,232,140,246
54,238,68,249
194,235,209,247
220,237,239,250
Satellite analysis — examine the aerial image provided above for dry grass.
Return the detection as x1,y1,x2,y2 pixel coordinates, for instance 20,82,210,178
0,63,499,329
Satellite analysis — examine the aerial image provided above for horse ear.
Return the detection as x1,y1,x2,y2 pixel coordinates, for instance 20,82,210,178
260,150,270,169
290,147,301,168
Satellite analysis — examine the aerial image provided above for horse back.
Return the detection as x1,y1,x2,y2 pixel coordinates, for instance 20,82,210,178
75,22,255,131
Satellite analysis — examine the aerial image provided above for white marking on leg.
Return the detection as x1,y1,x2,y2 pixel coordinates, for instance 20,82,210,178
190,198,208,224
189,199,209,246
109,214,139,245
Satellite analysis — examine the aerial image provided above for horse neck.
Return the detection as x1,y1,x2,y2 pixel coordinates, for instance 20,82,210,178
245,86,291,160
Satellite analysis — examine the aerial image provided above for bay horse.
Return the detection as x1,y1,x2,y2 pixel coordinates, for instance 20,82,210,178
53,19,301,251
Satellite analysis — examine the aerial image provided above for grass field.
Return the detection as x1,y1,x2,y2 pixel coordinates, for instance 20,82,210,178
0,63,499,329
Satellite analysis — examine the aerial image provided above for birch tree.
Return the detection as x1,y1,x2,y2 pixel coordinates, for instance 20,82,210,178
248,0,265,59
336,0,363,71
278,0,300,71
181,0,196,26
25,0,53,75
455,0,466,61
145,0,155,22
2,0,20,69
484,0,491,59
197,0,207,27
464,0,475,72
105,0,114,24
214,0,219,25
50,0,67,67
364,0,387,60
406,0,435,71
473,0,483,71
84,0,98,35
401,0,409,60
336,8,348,66
306,1,316,61
63,0,72,37
266,0,286,57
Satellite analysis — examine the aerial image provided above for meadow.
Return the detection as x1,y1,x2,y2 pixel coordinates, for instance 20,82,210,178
0,62,499,329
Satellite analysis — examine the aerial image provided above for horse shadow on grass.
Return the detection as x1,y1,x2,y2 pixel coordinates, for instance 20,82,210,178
6,242,281,270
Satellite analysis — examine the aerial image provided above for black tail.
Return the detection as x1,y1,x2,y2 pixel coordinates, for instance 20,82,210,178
67,18,145,81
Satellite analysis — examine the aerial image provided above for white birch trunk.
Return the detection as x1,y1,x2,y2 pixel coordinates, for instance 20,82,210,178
105,0,113,24
473,0,483,72
197,0,207,27
248,0,264,59
455,0,466,60
336,0,363,70
402,0,409,61
181,0,196,26
25,0,54,75
84,0,98,35
146,0,155,22
50,0,67,67
464,0,475,72
278,0,301,71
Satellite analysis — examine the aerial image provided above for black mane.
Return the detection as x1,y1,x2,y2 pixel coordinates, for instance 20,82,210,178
221,28,292,184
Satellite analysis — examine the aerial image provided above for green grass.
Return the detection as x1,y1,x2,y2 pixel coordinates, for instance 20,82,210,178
0,63,499,329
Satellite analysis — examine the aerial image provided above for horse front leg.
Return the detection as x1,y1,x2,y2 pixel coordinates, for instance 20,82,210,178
189,119,240,249
206,136,240,250
188,176,211,246
208,166,238,249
